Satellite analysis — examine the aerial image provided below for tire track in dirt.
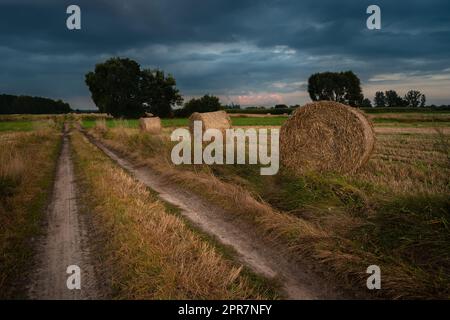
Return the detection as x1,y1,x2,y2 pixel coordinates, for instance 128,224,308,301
27,127,100,299
84,132,344,300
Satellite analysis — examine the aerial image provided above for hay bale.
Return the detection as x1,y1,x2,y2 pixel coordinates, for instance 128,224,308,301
139,117,161,134
280,101,375,174
189,110,231,134
94,119,108,133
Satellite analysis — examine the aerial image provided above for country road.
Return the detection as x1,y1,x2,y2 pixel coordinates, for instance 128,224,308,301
27,127,101,299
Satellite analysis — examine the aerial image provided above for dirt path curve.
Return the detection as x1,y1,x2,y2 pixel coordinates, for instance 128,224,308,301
85,133,344,300
27,126,100,299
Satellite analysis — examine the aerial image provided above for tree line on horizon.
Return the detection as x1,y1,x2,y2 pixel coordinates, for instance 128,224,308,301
0,94,72,115
0,57,439,117
85,58,438,118
307,71,427,109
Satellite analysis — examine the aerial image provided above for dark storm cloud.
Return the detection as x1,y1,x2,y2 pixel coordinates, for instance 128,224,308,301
1,0,450,108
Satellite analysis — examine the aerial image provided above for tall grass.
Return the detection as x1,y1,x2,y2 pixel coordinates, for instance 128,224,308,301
0,146,25,197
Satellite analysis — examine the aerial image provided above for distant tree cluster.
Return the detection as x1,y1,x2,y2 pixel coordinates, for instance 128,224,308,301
0,94,72,114
223,103,241,110
373,90,426,107
85,57,183,118
174,95,222,117
307,71,364,107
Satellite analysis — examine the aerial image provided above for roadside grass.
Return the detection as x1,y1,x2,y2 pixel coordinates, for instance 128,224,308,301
0,128,61,298
90,125,450,299
71,131,277,299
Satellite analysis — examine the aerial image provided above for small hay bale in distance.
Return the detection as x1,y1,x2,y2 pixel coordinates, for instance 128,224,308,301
189,110,231,134
280,101,375,174
139,117,162,134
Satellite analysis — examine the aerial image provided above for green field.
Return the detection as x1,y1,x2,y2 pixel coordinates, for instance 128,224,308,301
1,113,450,132
81,116,288,128
0,121,36,132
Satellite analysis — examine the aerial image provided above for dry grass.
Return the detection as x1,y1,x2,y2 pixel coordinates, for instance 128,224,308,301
0,129,61,298
71,131,275,300
90,125,449,299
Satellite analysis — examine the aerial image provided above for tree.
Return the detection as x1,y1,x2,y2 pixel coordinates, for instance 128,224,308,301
85,57,182,118
307,71,364,107
177,95,222,117
404,90,426,108
0,94,72,114
361,98,372,108
385,90,406,107
420,94,426,107
274,104,288,109
374,91,386,107
140,69,183,118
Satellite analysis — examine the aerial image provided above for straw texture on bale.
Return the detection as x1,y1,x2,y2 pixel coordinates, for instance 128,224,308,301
189,110,231,134
280,101,375,174
139,117,161,134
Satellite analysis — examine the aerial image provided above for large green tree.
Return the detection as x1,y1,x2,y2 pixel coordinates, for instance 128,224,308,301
85,57,182,118
385,90,407,107
140,69,183,118
307,71,364,107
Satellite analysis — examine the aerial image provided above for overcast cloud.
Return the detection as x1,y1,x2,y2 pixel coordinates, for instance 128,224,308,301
1,0,449,109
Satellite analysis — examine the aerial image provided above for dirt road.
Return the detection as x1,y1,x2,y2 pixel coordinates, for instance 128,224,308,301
27,128,100,299
85,133,343,300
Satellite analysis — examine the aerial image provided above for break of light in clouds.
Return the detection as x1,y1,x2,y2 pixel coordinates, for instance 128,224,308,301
1,0,450,109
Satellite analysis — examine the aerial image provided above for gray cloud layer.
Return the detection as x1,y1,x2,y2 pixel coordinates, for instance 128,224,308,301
1,0,450,108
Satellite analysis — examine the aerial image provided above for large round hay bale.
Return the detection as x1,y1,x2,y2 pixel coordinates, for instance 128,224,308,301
139,117,161,134
189,110,231,133
280,101,375,174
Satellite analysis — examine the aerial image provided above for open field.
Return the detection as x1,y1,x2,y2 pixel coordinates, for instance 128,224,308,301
1,111,449,299
78,112,450,130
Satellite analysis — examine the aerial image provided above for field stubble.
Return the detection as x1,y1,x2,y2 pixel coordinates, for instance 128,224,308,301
87,117,450,298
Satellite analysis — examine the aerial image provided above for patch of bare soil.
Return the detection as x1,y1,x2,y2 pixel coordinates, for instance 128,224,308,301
27,128,101,300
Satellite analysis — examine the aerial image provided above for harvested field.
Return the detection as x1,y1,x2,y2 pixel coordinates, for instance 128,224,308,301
2,111,449,300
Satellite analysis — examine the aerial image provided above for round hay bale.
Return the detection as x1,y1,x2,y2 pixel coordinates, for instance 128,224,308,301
139,117,161,134
280,101,375,174
189,110,231,134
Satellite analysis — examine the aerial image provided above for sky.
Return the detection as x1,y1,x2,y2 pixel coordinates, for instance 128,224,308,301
1,0,450,110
